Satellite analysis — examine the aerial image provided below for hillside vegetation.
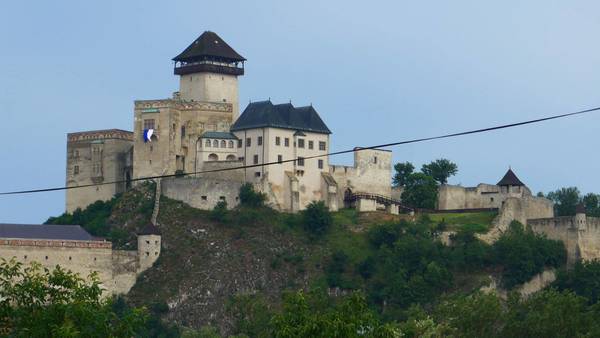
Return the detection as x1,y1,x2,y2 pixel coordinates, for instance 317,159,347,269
45,185,589,337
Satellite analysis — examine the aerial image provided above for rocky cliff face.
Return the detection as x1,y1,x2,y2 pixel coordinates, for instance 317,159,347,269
125,197,320,334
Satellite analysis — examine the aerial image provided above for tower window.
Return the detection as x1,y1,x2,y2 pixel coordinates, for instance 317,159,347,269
308,141,314,150
278,155,283,163
318,159,324,169
73,165,79,175
253,155,259,164
374,156,378,164
258,136,263,146
246,138,251,147
284,138,290,147
181,126,186,138
143,119,155,130
298,139,305,148
275,137,281,146
319,141,326,151
201,196,207,201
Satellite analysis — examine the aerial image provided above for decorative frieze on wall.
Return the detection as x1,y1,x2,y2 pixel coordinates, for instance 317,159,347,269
68,129,134,142
134,99,232,113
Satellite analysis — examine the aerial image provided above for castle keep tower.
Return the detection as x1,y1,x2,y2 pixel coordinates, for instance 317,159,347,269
173,31,246,120
132,32,246,180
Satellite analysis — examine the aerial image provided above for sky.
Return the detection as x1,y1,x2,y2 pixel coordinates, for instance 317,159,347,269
1,1,600,223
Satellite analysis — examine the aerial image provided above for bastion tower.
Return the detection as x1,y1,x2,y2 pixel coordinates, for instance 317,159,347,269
133,32,246,180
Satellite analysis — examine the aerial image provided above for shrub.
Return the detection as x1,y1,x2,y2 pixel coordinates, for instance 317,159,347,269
239,183,266,208
210,200,228,222
301,201,332,237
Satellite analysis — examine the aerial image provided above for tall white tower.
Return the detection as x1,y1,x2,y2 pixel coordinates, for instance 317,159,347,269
173,31,246,121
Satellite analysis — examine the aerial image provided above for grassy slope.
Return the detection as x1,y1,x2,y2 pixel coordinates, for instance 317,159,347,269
428,211,498,233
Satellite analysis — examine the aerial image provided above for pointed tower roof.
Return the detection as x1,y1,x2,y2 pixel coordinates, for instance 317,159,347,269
576,203,586,214
497,168,525,186
173,31,246,63
139,223,161,236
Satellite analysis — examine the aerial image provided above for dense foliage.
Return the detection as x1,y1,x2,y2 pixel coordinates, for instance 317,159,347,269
301,201,333,238
554,260,600,304
421,158,458,185
400,173,438,209
239,183,266,208
0,259,147,337
392,162,414,187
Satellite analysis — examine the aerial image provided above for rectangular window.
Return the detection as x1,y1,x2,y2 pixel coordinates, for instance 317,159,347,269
278,155,283,163
253,155,259,164
143,119,155,130
246,138,251,147
238,139,243,148
297,157,305,166
73,165,79,175
258,136,263,146
298,139,305,148
318,159,324,169
319,141,326,151
181,126,186,138
255,172,261,177
275,136,281,146
308,141,314,150
284,138,290,147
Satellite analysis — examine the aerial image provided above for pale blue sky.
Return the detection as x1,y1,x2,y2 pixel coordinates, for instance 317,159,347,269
1,1,600,223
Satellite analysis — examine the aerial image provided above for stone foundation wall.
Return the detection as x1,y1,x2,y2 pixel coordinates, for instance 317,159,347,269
162,177,243,210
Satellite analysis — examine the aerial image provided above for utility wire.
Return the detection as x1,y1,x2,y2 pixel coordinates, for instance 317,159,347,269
1,105,599,196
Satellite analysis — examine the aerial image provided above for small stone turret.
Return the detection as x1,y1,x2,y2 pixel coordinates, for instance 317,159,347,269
137,224,161,272
575,203,587,230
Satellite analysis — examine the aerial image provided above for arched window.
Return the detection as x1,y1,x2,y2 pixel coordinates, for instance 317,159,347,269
226,154,237,161
228,140,234,148
205,140,211,147
221,140,226,148
213,140,218,147
208,153,218,161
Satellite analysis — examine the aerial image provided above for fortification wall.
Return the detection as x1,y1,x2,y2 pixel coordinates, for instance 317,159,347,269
330,149,392,208
576,217,600,261
528,216,579,265
111,250,140,294
479,196,554,243
438,184,534,211
196,160,245,182
162,177,242,210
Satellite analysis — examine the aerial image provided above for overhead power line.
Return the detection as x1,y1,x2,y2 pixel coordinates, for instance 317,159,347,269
1,105,599,196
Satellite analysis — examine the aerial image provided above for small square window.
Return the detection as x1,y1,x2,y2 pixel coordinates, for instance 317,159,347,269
201,196,207,201
219,196,226,200
255,172,261,177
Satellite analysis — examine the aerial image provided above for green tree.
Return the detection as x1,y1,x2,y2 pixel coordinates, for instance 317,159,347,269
392,162,415,187
421,159,458,185
554,260,600,304
547,187,581,216
0,259,147,337
583,193,600,217
400,173,438,209
434,292,503,338
239,183,266,208
302,201,332,237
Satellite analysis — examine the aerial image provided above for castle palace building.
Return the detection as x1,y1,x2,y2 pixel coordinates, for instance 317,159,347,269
66,31,393,214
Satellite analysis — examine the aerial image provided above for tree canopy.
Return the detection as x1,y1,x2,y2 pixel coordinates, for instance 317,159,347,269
421,159,458,185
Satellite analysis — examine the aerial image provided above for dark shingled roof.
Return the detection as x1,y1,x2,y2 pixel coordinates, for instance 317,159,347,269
0,224,95,241
173,31,246,63
139,224,161,236
497,169,525,186
231,101,332,134
576,203,586,214
200,131,238,140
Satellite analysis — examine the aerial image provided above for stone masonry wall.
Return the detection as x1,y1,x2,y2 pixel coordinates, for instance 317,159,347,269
162,177,243,210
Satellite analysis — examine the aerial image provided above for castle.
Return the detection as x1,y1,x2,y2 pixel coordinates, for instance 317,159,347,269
66,31,394,214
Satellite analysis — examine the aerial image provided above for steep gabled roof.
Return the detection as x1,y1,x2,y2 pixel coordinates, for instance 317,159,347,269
173,31,246,63
231,101,332,134
497,168,525,186
0,224,96,241
139,223,161,236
